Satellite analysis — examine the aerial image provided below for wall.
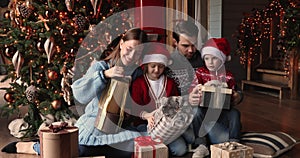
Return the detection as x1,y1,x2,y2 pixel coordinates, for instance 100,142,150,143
222,0,268,82
208,0,222,38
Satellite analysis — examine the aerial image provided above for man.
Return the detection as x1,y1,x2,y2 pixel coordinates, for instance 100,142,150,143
167,20,209,157
167,20,203,95
168,20,243,158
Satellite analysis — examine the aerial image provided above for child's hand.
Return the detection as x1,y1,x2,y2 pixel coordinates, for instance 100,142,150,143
104,66,124,78
142,111,156,128
189,84,202,106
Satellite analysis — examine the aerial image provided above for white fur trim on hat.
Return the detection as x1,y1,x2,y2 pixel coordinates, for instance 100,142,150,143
142,54,169,66
201,46,226,64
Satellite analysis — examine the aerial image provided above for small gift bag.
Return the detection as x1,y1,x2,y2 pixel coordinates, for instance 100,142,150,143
211,142,254,158
39,122,78,158
134,136,168,158
94,76,131,134
200,80,232,109
148,96,194,144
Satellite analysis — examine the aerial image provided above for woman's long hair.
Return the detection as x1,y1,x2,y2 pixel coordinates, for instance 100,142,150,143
104,28,148,65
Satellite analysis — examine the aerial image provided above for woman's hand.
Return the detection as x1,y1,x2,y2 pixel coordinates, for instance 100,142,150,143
189,84,202,106
104,66,124,78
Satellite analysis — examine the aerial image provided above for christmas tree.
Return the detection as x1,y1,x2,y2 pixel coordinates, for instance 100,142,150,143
235,0,299,66
0,0,129,138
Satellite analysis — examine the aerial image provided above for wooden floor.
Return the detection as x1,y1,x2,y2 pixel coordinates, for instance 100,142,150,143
0,77,300,157
236,91,300,158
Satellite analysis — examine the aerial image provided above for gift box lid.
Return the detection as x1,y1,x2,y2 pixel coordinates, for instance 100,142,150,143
39,122,78,135
200,85,232,94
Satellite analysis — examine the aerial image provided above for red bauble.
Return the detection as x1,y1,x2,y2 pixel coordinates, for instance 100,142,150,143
48,70,58,80
4,93,14,103
51,100,61,110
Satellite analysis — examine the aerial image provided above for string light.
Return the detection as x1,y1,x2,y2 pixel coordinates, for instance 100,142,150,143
236,0,298,78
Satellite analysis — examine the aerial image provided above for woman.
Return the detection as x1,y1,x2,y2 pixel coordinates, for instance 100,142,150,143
2,28,148,158
72,27,148,157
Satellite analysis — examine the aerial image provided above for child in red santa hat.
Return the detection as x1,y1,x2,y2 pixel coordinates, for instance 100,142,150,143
131,43,179,125
131,43,193,156
189,38,242,158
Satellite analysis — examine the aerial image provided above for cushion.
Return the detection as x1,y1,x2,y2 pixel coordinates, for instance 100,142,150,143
241,131,299,158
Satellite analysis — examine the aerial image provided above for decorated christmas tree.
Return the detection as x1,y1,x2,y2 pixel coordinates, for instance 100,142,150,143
0,0,129,138
235,0,299,66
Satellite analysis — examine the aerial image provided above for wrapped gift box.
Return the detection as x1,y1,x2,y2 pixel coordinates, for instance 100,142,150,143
39,122,78,158
200,85,232,109
211,142,254,158
134,136,168,158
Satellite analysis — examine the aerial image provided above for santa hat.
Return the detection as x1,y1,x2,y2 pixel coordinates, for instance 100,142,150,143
201,38,231,64
142,43,171,66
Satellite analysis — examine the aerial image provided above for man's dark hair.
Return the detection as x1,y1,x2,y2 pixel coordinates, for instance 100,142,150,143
173,20,199,42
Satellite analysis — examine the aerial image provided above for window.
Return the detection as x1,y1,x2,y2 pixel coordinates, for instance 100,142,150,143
166,0,222,47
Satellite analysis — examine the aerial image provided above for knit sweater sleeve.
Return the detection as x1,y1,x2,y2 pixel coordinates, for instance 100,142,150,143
71,61,109,104
226,71,236,90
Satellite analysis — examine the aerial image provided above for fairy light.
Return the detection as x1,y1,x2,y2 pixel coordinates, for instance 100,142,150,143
235,0,292,68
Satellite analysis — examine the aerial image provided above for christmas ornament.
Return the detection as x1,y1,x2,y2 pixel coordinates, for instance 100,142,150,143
37,41,44,52
60,25,72,37
44,38,54,63
65,0,74,12
25,85,38,102
17,2,33,18
90,0,103,16
4,92,14,103
51,100,62,110
44,10,54,18
4,46,16,58
61,65,74,106
12,51,24,77
4,11,10,19
8,0,19,26
73,14,87,32
37,14,50,31
48,70,58,80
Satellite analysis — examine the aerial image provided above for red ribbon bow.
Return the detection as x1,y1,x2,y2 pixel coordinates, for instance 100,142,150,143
134,136,163,158
135,136,162,146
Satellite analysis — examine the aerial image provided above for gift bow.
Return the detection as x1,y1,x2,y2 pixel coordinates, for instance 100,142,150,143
219,142,248,150
135,136,162,146
216,142,251,157
135,136,163,158
49,122,68,133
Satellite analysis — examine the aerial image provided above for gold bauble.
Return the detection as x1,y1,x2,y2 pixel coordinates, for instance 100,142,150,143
48,70,58,80
51,100,61,109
